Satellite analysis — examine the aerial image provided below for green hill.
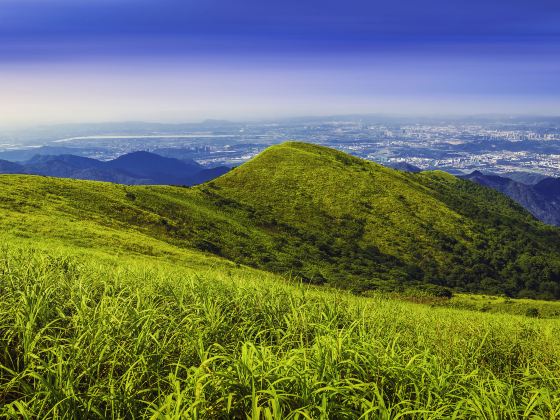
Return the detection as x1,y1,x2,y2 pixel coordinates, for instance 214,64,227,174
2,236,559,418
1,142,560,417
206,142,560,297
1,141,560,298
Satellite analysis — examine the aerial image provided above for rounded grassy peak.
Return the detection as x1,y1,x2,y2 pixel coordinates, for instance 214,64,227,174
245,140,384,171
203,142,560,295
2,143,559,298
210,141,469,265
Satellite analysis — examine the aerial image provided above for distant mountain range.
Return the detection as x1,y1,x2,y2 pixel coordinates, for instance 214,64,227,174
461,171,560,226
387,162,560,226
499,171,549,185
0,151,230,186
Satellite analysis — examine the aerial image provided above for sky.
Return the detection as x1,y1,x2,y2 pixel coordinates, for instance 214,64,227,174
0,0,559,125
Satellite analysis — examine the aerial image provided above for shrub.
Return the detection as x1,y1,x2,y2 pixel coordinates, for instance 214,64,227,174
525,307,540,318
419,284,454,298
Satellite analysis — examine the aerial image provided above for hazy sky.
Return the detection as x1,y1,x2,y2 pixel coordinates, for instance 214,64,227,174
1,0,559,125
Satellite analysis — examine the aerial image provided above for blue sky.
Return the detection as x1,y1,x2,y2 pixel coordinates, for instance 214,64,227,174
0,0,559,124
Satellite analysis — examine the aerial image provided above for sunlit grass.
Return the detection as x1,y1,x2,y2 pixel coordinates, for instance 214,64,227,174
1,243,559,418
2,144,560,418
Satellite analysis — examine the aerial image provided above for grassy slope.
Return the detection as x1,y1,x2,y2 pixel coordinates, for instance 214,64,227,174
2,141,560,298
1,241,559,418
206,142,560,296
1,144,560,416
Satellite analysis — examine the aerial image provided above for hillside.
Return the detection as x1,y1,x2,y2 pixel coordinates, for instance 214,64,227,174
383,165,560,226
385,161,422,172
205,143,560,297
2,142,560,417
503,170,549,185
2,142,560,298
463,170,560,226
2,240,560,418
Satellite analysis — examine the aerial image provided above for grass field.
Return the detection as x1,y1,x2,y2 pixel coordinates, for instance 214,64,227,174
381,291,560,319
1,238,559,418
2,143,560,418
436,293,560,319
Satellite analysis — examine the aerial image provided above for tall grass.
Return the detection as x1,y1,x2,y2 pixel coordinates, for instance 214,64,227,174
1,244,560,418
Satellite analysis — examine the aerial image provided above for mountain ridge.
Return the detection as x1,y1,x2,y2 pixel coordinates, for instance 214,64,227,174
1,141,559,298
384,163,560,226
0,151,230,186
462,171,560,226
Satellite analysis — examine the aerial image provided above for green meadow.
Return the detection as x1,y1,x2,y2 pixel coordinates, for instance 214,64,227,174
1,240,559,418
1,142,560,418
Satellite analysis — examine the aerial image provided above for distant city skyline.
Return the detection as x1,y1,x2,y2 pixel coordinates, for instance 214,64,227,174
1,0,559,125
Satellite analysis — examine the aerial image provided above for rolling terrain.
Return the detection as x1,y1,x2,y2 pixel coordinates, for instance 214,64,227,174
0,151,230,186
390,164,560,227
1,142,560,417
463,171,560,226
1,142,560,298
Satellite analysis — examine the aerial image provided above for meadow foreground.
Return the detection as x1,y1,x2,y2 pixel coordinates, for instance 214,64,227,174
1,241,559,418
